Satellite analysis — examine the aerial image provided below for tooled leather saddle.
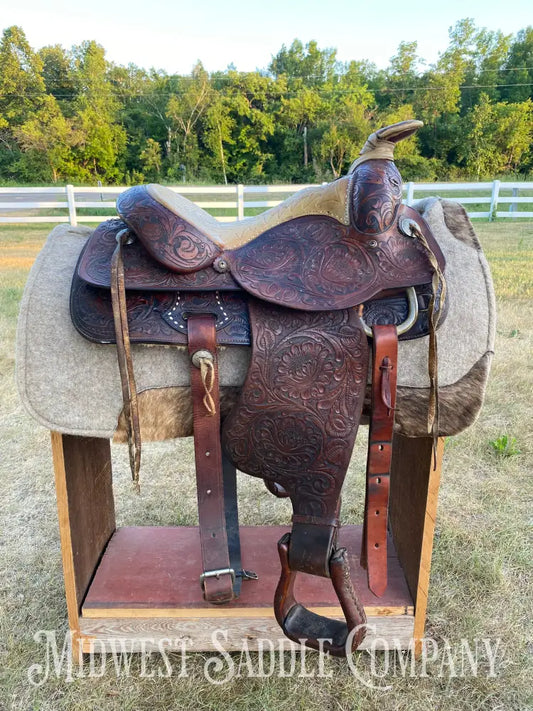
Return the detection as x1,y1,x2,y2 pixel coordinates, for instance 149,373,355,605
70,120,447,656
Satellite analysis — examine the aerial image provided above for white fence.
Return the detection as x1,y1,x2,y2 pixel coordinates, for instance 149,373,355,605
0,180,532,225
404,180,533,219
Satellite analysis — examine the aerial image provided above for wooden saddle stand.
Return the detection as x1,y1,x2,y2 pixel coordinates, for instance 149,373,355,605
70,120,448,657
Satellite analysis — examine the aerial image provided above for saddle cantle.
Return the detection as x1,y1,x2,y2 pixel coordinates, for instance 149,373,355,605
70,119,447,657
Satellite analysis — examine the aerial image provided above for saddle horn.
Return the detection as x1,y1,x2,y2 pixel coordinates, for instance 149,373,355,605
348,119,423,172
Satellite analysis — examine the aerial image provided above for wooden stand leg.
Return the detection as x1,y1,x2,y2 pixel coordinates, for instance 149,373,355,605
389,435,444,656
51,432,115,658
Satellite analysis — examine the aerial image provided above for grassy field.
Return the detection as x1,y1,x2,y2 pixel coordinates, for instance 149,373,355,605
0,218,531,709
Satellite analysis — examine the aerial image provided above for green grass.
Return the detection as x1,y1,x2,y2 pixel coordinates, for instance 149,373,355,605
0,219,532,709
474,221,533,298
475,220,533,299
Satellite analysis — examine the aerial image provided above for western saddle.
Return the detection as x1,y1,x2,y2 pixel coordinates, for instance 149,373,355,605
71,119,447,656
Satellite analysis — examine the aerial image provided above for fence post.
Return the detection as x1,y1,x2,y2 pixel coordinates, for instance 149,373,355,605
509,187,518,214
489,180,500,221
66,184,77,227
405,182,415,206
237,184,244,220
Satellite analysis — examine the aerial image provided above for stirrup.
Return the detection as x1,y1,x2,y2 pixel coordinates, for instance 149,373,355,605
274,533,367,657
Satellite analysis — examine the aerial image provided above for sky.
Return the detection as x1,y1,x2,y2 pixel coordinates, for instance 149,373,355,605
2,0,532,75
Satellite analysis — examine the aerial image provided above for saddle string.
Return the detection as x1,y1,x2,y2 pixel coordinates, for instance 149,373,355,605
111,229,141,493
199,357,216,416
409,223,447,468
379,356,395,415
191,349,217,416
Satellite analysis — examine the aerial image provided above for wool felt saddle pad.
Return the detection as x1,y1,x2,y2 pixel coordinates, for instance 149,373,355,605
16,197,495,440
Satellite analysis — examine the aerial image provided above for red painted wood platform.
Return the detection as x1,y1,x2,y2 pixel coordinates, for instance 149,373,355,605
82,525,413,616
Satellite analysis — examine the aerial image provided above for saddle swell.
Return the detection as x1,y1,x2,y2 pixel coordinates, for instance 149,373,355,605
70,119,447,657
77,219,239,291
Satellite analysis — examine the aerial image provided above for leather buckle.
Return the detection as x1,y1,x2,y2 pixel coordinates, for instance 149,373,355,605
200,567,235,590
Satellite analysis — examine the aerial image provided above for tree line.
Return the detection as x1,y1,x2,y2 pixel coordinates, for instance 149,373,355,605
0,20,532,185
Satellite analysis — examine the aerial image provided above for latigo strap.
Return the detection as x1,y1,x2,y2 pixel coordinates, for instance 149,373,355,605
361,324,398,597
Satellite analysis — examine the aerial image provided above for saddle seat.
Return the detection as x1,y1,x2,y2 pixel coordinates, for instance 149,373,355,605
117,120,422,272
114,178,353,277
139,178,352,249
117,119,424,258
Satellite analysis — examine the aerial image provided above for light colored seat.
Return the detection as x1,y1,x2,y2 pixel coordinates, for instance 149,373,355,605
146,178,351,250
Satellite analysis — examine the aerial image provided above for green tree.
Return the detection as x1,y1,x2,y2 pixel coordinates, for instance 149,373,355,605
317,123,357,178
14,94,80,181
0,26,45,127
385,41,421,108
314,71,374,179
268,51,376,180
279,87,324,169
312,62,375,179
414,19,477,124
70,41,126,182
269,39,337,88
465,94,503,177
499,27,533,103
38,44,77,112
203,92,235,184
139,137,162,181
165,62,211,178
414,19,480,162
0,26,46,178
316,96,372,178
461,29,511,109
108,64,175,179
464,93,533,178
208,70,276,182
495,98,533,172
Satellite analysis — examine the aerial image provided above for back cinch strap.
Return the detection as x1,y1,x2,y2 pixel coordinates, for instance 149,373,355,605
188,314,235,604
